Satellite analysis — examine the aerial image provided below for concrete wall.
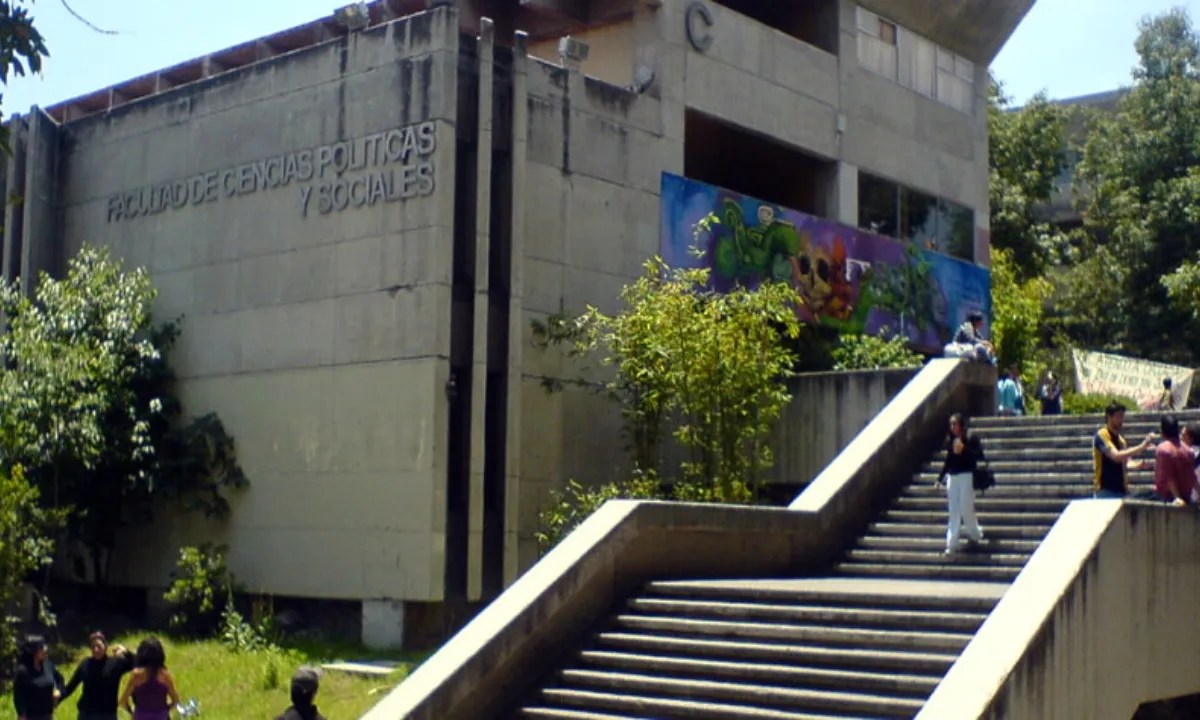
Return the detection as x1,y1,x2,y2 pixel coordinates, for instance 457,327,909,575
920,501,1200,720
55,9,461,605
528,18,636,88
772,368,918,487
365,358,994,720
514,49,671,569
643,0,990,239
514,0,998,571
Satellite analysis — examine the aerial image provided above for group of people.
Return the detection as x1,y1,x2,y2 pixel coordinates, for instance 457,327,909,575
936,402,1199,555
998,370,1064,417
12,633,328,720
1093,402,1200,505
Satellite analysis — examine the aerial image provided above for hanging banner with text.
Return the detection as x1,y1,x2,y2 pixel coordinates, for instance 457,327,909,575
1071,349,1195,410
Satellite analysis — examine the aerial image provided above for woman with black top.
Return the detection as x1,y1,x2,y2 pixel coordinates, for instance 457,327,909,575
937,413,986,555
12,635,63,720
60,631,134,720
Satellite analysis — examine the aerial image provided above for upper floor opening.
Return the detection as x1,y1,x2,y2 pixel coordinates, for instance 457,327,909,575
713,0,839,55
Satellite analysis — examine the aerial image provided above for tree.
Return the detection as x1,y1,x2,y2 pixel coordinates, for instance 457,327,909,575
1077,8,1200,364
0,246,247,586
991,247,1051,378
0,465,64,677
987,78,1070,279
540,253,802,502
831,329,923,371
0,2,48,145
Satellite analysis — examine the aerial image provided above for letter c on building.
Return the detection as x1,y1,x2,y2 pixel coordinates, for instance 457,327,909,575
686,2,714,53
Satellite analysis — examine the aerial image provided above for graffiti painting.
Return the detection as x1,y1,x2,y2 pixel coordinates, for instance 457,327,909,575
659,173,991,352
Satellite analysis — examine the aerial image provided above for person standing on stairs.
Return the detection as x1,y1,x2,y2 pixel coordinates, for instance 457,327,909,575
937,412,986,555
1093,403,1156,499
1152,415,1196,507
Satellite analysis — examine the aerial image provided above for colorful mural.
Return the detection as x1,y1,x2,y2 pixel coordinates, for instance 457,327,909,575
659,173,991,352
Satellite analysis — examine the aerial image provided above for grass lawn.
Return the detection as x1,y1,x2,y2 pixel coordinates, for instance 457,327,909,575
0,633,425,720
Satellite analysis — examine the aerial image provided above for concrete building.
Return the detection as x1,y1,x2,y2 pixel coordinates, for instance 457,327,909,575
1,0,1030,647
1039,88,1126,228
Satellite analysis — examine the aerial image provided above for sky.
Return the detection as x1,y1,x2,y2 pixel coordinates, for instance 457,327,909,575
3,0,1200,113
992,0,1200,103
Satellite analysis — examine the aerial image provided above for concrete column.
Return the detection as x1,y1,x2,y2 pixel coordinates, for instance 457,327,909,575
21,108,60,295
466,18,496,602
362,599,405,650
503,31,529,586
1,118,25,284
832,161,859,227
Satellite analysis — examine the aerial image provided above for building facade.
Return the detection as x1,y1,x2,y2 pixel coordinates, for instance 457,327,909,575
2,0,1031,647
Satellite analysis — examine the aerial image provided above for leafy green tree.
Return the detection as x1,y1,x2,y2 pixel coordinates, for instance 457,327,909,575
0,465,65,677
0,246,247,586
831,329,924,371
0,2,49,140
1076,8,1200,363
991,247,1051,378
562,255,801,501
987,79,1069,278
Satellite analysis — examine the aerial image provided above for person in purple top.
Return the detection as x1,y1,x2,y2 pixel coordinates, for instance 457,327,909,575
118,638,179,720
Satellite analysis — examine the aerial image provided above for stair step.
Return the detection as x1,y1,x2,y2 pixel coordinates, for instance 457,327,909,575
893,496,1069,511
554,670,925,716
917,471,1142,483
536,688,866,720
576,651,941,696
844,549,1030,566
903,484,1092,499
612,615,972,652
867,522,1052,539
881,509,1063,524
836,563,1021,581
643,578,1007,611
626,598,986,631
520,708,636,720
857,536,1041,553
970,411,1200,428
973,436,1107,450
932,447,1122,460
595,632,960,673
971,424,1167,440
923,460,1149,473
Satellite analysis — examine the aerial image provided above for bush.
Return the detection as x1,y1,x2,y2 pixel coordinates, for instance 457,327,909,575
1063,392,1141,415
536,473,660,552
164,544,237,636
831,329,924,370
0,466,65,679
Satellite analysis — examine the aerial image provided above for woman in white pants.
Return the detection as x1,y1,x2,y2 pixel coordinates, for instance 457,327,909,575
937,412,986,554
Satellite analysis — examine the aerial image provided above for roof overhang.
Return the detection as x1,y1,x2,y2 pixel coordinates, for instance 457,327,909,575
858,0,1036,65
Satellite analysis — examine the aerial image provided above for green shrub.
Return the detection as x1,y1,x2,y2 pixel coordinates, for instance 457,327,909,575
831,329,924,371
536,473,660,552
164,544,237,636
0,466,65,679
1062,392,1141,416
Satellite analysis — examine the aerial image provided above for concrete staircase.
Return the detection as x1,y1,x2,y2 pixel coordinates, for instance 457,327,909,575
514,410,1196,719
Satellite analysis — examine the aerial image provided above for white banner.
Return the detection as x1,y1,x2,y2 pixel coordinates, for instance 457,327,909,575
1072,349,1195,410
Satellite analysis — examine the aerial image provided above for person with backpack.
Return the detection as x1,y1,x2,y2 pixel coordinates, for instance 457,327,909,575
937,412,986,555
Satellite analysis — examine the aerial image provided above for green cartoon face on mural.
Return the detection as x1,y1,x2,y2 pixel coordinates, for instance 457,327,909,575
713,199,802,286
710,199,868,330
